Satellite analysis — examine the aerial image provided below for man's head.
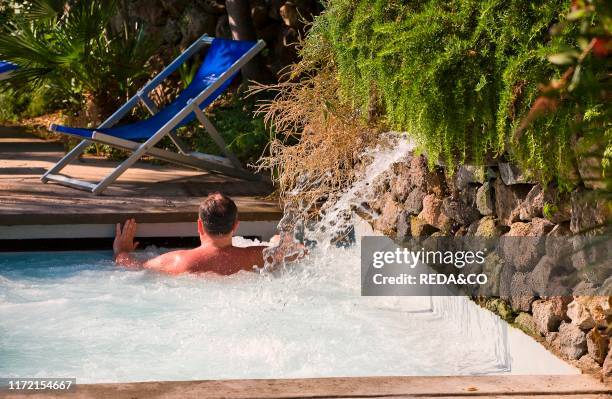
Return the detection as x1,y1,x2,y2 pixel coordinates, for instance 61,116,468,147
198,192,238,237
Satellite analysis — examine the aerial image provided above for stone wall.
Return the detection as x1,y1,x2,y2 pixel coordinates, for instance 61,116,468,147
121,0,320,76
362,153,612,378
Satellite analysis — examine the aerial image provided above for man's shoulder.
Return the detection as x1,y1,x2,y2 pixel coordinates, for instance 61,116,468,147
234,245,268,256
179,248,207,262
238,245,268,251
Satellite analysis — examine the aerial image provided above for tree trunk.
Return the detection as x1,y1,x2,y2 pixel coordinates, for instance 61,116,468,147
225,0,272,84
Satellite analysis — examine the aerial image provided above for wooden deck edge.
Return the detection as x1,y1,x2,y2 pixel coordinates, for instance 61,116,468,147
0,220,279,242
0,210,282,226
4,375,609,399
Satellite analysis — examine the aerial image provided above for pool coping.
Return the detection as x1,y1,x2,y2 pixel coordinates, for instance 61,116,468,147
0,220,279,241
4,375,610,398
0,207,282,226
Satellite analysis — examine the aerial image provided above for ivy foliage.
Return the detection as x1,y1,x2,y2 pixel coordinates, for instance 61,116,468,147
304,0,607,182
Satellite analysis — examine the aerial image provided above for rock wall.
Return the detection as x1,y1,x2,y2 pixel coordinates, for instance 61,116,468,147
121,0,320,76
363,153,612,378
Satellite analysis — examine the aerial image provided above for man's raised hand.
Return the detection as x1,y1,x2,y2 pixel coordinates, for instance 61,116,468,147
113,218,140,258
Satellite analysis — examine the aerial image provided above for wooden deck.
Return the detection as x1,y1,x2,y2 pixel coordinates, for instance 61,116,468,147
0,126,281,241
3,375,610,399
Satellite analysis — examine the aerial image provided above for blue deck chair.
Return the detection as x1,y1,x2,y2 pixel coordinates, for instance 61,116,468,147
0,60,17,80
43,34,265,194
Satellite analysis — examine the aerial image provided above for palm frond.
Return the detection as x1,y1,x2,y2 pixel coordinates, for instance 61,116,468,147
0,0,155,115
20,0,64,21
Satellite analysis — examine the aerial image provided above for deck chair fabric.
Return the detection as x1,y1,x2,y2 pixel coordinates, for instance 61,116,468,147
0,60,17,80
51,38,256,141
42,35,265,194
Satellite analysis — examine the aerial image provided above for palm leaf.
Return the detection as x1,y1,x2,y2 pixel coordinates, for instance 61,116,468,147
0,0,155,114
21,0,64,21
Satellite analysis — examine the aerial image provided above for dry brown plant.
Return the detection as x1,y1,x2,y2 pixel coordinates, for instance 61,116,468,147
249,57,381,218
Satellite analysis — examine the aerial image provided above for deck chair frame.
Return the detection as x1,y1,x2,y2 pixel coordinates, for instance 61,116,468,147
41,34,265,195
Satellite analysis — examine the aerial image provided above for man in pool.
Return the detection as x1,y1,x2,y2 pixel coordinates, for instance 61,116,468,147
113,192,274,275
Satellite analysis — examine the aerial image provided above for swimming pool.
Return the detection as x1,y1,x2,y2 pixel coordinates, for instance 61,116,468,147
0,236,576,383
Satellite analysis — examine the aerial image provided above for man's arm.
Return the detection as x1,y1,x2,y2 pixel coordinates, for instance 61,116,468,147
113,219,188,274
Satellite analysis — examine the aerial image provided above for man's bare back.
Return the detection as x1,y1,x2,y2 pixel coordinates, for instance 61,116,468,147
113,194,272,275
125,231,268,275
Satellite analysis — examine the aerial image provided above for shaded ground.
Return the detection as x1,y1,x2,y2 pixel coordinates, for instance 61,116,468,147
0,126,281,226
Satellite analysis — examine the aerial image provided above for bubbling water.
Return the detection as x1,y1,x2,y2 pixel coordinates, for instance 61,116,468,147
0,247,509,382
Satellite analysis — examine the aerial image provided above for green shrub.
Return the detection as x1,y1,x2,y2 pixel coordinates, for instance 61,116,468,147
0,0,156,123
0,89,28,122
304,0,608,183
0,83,66,123
207,98,270,165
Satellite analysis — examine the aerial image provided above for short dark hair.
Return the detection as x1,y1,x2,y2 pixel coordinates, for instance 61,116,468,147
198,192,238,235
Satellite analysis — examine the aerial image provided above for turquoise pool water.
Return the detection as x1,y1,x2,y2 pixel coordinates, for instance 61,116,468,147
0,245,511,383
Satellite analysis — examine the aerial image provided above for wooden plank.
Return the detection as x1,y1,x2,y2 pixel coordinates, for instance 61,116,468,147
2,375,610,399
